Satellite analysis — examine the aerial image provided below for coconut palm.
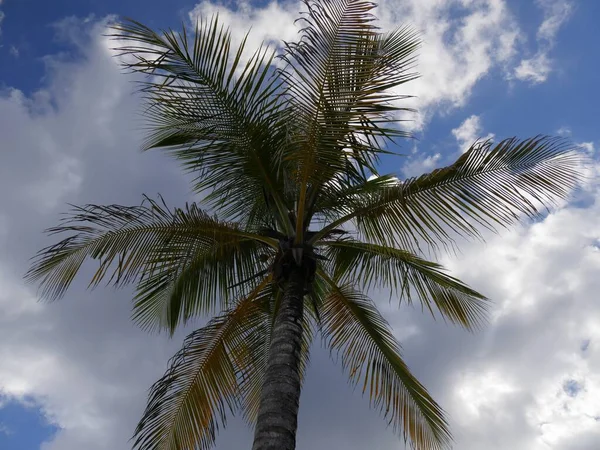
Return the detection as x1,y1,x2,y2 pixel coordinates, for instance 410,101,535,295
26,0,582,449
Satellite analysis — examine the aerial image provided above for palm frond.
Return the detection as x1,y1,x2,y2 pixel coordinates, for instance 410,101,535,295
321,239,488,330
25,197,275,332
132,234,268,334
318,271,451,449
312,173,399,225
311,136,583,251
132,278,272,450
111,18,293,232
278,0,419,241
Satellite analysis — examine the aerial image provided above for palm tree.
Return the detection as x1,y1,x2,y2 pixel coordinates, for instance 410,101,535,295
26,0,582,449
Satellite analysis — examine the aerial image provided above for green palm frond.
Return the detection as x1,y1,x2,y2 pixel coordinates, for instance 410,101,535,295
321,239,488,330
111,18,293,232
25,196,275,331
318,271,451,449
278,0,419,241
312,136,582,251
132,277,272,450
312,173,399,225
132,233,268,334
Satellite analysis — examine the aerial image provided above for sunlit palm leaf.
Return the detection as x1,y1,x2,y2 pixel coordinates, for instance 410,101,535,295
312,136,582,251
111,18,293,232
312,173,399,225
318,271,451,449
321,239,488,330
133,278,272,450
279,0,419,241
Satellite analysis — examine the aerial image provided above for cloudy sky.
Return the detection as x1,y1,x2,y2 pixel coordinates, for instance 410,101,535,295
0,0,599,449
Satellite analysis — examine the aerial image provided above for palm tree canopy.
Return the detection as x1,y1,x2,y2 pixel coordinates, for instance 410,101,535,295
26,0,582,449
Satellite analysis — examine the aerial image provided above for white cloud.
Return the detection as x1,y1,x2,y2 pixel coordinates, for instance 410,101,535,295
557,126,572,136
188,0,523,130
184,0,573,130
514,0,573,84
578,142,595,154
451,114,495,153
401,151,441,178
377,0,521,129
555,126,594,155
426,163,600,449
0,17,195,450
0,422,12,436
536,0,574,42
0,6,597,450
514,52,552,84
188,0,299,67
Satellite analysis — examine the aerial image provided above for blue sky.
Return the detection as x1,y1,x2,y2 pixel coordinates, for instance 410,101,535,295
1,0,599,144
0,0,599,449
0,399,58,450
0,0,198,93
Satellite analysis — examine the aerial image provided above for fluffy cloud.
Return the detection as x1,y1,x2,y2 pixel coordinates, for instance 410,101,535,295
555,127,595,155
452,114,495,153
536,0,574,43
187,0,573,130
401,150,442,178
188,0,523,130
0,17,195,450
377,0,521,129
0,5,596,450
189,1,299,55
578,142,595,155
557,126,572,136
514,0,574,84
514,52,553,84
427,163,600,449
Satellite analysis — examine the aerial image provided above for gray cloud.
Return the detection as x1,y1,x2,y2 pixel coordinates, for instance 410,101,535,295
0,17,193,450
0,14,407,450
0,5,598,450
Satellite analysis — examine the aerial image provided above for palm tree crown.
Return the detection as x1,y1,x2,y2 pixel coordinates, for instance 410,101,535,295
26,0,582,449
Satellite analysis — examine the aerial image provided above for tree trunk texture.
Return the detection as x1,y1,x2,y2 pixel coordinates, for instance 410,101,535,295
251,267,305,450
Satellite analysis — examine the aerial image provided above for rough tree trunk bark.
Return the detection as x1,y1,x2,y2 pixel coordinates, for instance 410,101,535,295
251,267,305,450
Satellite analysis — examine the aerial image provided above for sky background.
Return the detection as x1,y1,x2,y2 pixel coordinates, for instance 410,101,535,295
0,0,599,449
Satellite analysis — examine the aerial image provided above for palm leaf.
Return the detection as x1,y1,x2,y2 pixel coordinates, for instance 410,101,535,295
278,0,419,241
312,173,399,225
132,232,269,334
318,271,451,450
111,18,293,232
132,277,272,450
321,239,488,330
311,136,582,251
25,197,275,332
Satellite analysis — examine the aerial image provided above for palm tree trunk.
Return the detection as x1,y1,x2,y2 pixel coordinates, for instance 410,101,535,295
252,266,305,450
